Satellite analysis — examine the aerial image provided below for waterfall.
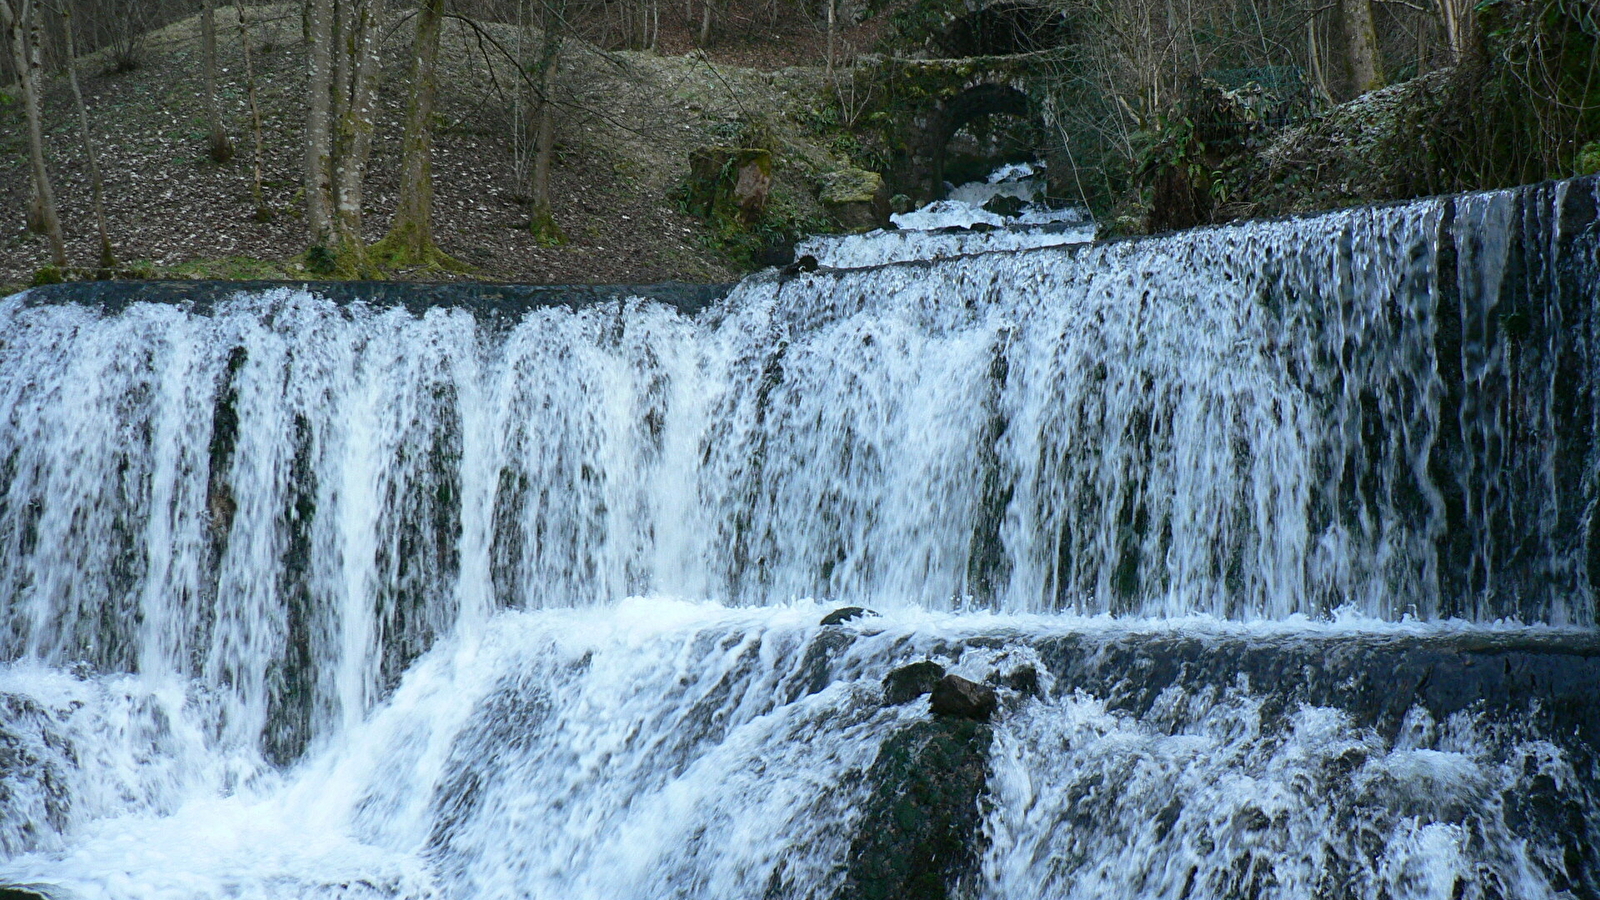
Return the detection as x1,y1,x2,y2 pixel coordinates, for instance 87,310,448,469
2,176,1597,899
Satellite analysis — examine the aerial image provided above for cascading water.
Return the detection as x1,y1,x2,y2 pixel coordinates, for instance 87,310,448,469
1,176,1597,899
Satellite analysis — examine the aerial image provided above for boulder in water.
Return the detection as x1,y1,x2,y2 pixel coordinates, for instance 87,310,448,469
883,660,946,705
930,674,997,721
1001,664,1041,698
820,606,875,626
779,254,819,279
982,194,1026,218
834,717,992,900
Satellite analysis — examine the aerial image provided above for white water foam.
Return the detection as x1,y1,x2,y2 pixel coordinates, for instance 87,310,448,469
798,161,1094,268
3,601,1589,899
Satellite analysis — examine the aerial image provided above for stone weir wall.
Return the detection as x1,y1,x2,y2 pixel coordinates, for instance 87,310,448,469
15,280,737,319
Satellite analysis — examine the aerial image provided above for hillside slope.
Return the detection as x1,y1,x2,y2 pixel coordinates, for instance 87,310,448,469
0,4,862,291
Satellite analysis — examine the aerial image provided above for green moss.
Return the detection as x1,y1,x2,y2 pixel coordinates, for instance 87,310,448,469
368,229,472,273
818,168,885,205
168,255,294,280
30,264,64,286
1576,141,1600,176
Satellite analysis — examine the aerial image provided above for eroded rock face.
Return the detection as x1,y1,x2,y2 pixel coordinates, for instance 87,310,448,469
883,660,946,705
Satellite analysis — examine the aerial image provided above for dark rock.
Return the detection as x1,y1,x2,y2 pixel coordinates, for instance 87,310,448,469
779,255,819,278
883,660,946,705
967,221,998,233
833,717,992,900
0,887,57,900
982,194,1026,218
1003,664,1041,698
930,674,997,721
820,606,875,626
784,628,856,703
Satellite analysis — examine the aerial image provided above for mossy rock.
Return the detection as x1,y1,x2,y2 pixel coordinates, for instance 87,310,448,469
685,147,773,227
1578,141,1600,177
834,717,992,900
818,168,889,231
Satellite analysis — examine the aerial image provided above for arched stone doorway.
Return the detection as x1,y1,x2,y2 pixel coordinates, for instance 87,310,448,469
926,83,1041,199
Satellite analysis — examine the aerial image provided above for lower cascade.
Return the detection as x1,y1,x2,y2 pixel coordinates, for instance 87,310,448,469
2,176,1599,899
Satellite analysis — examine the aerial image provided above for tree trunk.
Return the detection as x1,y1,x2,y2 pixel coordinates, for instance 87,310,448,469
201,0,234,162
2,0,65,267
826,0,835,73
238,3,270,221
1337,0,1382,98
331,0,384,258
1437,0,1470,59
304,0,336,251
520,0,564,242
529,58,559,238
697,0,712,45
378,0,451,266
61,4,114,268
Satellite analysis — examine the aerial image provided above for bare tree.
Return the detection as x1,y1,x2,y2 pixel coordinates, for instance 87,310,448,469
1,0,65,268
59,1,115,267
375,0,461,267
516,0,566,242
200,0,235,161
303,0,386,271
305,0,336,252
237,2,269,221
1435,0,1471,60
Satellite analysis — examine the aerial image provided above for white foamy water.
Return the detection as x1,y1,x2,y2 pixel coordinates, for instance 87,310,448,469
981,687,1587,900
3,601,1591,899
798,161,1094,268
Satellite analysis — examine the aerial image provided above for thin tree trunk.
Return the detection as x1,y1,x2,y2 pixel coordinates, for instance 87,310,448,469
2,0,65,267
530,59,557,228
826,0,834,73
1307,17,1333,103
61,4,114,267
304,0,336,249
1437,0,1468,59
331,0,384,255
524,0,564,241
697,0,711,45
379,0,446,264
238,3,269,221
1338,0,1382,97
201,0,234,162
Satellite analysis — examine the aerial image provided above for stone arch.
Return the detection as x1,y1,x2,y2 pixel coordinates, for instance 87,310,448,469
924,82,1041,200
